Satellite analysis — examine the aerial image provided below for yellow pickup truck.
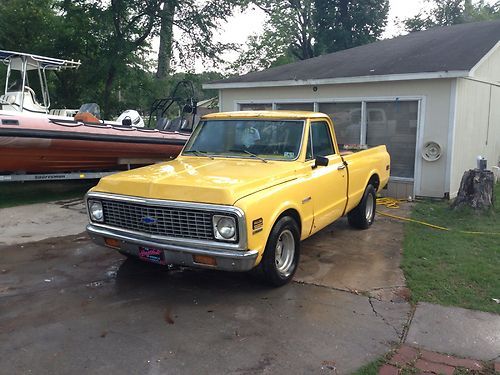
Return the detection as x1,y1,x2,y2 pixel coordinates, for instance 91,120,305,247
86,111,390,286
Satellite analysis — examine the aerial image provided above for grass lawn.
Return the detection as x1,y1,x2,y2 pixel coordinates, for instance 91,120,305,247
0,180,97,208
351,356,386,375
402,183,500,314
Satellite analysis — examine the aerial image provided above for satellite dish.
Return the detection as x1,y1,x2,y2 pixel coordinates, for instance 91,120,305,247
422,141,442,162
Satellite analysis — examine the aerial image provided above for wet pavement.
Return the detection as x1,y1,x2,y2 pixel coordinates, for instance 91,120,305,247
0,204,412,374
296,212,407,302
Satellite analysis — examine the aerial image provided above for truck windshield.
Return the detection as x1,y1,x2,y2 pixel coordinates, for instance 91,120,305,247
183,119,304,161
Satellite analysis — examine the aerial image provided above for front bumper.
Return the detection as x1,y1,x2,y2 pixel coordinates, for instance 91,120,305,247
87,224,259,272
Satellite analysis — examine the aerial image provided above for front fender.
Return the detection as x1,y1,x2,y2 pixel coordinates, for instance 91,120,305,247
234,181,314,265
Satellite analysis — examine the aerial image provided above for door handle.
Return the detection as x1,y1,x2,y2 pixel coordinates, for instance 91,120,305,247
337,164,346,170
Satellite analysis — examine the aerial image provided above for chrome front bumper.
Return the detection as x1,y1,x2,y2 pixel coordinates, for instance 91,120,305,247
87,224,259,272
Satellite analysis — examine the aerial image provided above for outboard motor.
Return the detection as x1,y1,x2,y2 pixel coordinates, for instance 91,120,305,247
116,109,145,128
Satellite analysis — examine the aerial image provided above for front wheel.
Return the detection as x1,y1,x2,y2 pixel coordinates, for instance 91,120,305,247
259,216,300,287
348,184,376,229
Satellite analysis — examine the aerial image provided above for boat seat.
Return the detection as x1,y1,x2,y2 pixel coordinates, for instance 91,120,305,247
165,117,187,132
1,89,47,113
156,118,171,130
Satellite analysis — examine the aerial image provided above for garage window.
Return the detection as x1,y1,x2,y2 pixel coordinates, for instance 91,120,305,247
239,103,272,111
366,101,418,178
318,103,361,146
237,99,419,179
276,103,314,111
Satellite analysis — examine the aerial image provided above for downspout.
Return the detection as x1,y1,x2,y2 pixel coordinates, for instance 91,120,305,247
444,78,458,199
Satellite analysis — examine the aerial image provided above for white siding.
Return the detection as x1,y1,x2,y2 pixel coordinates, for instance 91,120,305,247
471,42,500,83
219,79,453,198
451,78,500,197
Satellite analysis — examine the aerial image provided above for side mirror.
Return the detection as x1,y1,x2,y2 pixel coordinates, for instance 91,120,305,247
314,156,329,168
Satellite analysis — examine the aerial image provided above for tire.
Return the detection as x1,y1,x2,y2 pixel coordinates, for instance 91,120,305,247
348,184,376,229
258,216,300,287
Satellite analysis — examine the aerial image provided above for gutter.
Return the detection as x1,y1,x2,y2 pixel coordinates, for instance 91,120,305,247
203,71,470,90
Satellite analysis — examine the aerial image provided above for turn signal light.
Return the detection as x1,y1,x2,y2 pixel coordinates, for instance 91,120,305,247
104,238,121,249
193,255,217,266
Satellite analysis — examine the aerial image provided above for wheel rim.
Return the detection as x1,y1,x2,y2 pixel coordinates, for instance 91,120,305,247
275,229,295,277
365,193,374,221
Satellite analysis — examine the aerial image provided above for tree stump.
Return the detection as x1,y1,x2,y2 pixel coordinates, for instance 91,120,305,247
451,169,495,210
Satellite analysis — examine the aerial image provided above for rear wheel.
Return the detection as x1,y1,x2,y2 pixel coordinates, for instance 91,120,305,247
348,184,376,229
259,216,300,287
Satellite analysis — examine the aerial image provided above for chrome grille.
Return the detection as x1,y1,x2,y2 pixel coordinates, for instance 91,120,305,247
101,200,215,240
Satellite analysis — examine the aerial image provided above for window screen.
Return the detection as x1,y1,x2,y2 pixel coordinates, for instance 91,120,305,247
318,103,361,146
366,101,418,178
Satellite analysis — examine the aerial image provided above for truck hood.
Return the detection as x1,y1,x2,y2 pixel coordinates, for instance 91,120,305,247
93,156,299,205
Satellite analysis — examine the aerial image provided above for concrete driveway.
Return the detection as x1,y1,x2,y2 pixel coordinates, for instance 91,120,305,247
0,201,411,374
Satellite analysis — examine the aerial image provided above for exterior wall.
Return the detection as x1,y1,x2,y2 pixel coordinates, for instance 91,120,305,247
451,78,500,196
219,79,453,198
472,42,500,82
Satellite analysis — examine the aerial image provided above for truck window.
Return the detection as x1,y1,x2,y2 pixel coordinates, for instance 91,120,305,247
183,119,305,161
306,121,335,159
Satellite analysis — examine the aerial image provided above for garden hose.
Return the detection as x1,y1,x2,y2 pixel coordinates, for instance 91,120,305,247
376,197,500,236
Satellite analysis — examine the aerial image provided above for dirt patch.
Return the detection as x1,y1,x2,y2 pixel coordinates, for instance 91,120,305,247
0,200,88,246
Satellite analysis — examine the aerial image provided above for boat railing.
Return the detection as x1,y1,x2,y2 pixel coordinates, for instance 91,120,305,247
1,50,80,113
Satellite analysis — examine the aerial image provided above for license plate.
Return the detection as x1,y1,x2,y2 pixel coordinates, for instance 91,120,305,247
138,247,166,265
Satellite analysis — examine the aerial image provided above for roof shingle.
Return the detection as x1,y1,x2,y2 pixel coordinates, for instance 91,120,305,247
212,20,500,85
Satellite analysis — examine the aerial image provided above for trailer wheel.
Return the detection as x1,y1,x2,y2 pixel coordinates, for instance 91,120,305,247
348,184,376,229
259,216,300,287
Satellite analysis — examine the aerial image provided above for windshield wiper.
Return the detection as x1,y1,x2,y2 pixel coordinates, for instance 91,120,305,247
229,149,268,163
184,150,215,159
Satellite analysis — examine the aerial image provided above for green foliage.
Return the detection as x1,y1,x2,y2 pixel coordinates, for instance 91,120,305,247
352,356,387,375
0,181,97,208
0,0,226,119
171,0,241,70
314,0,390,55
402,184,500,314
232,0,389,73
0,0,60,55
402,0,500,33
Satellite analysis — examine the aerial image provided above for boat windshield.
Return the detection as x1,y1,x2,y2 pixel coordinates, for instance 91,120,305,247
183,119,305,161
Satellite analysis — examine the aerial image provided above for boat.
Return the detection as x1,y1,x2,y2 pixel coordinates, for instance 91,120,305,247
0,50,196,178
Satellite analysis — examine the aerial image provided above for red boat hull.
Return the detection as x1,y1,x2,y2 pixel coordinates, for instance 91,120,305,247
0,111,190,174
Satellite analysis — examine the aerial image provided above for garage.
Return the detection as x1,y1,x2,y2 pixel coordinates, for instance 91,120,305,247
205,20,500,198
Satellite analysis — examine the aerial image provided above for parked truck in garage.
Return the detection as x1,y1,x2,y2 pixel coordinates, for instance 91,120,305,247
86,111,390,286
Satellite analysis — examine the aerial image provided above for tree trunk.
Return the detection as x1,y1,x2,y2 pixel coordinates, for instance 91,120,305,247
156,0,176,80
103,63,117,119
451,169,495,210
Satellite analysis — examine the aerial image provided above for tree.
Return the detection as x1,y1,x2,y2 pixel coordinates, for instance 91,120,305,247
314,0,390,55
232,0,389,73
230,0,315,73
402,0,500,33
0,0,230,118
155,0,242,81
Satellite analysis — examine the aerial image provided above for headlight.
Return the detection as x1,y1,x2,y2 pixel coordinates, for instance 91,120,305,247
213,215,237,241
88,200,104,222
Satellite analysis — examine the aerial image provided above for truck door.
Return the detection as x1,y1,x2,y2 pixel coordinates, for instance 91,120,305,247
306,120,348,233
